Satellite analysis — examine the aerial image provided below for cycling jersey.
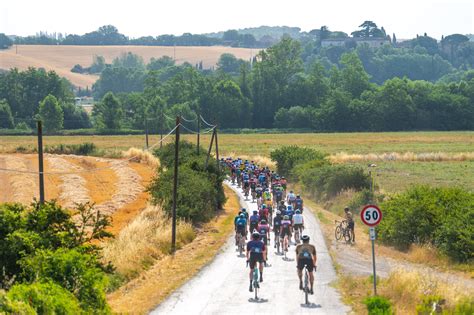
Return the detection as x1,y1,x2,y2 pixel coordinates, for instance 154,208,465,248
247,240,266,254
259,208,269,220
256,188,263,197
285,210,295,221
293,214,304,225
273,216,282,231
235,217,247,228
275,190,283,202
258,174,266,184
263,191,271,200
287,193,296,203
295,198,303,210
258,224,270,235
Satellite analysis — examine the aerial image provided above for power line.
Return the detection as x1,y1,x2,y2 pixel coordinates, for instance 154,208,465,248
200,115,216,127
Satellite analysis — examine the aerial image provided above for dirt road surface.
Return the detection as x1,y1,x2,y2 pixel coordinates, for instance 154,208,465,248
152,182,350,314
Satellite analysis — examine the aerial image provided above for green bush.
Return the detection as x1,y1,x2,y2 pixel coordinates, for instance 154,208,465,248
20,249,110,313
297,164,371,200
44,142,97,155
416,295,444,315
150,141,226,223
0,290,36,314
453,298,474,314
6,282,82,314
378,186,474,262
270,145,327,178
363,296,393,315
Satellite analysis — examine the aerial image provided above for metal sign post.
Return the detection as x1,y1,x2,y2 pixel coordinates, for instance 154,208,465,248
361,205,382,296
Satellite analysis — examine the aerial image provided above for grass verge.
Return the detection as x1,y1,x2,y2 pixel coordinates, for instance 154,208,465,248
106,185,239,314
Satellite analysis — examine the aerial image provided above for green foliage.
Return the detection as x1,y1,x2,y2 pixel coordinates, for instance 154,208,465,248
217,53,247,74
0,33,13,49
363,295,393,315
453,298,474,314
0,290,36,314
416,295,444,315
297,164,371,199
270,145,327,177
93,92,123,129
44,142,97,155
147,56,175,71
0,99,14,128
38,94,64,132
20,249,110,313
6,282,82,314
149,141,226,223
378,185,474,262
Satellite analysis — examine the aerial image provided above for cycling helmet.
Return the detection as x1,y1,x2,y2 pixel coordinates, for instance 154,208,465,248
242,208,246,212
283,215,289,220
262,204,266,208
295,210,301,214
301,235,310,242
252,231,260,239
344,206,350,211
276,211,281,215
239,213,245,218
290,190,294,193
260,219,267,224
253,210,258,214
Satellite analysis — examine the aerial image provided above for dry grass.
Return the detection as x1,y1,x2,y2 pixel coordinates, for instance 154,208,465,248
0,45,258,88
122,148,160,168
330,151,474,163
102,204,195,279
107,185,239,314
339,270,473,314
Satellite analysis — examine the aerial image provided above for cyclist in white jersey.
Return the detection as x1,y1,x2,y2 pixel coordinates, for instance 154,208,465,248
292,210,304,242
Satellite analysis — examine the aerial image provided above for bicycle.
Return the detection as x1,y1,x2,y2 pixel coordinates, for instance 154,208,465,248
247,262,260,300
236,233,246,256
303,265,310,305
274,232,281,254
335,220,351,243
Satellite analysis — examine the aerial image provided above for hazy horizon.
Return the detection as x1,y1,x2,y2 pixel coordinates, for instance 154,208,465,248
1,0,473,40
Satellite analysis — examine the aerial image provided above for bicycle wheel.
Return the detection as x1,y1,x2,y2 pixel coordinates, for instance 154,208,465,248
343,229,351,243
304,268,309,304
335,225,342,241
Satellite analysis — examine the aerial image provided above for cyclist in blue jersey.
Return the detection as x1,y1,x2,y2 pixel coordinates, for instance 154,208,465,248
249,210,260,233
235,213,247,245
294,194,304,213
285,204,295,221
247,231,266,291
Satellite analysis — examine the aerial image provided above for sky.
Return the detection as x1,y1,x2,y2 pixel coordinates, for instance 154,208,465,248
1,0,473,40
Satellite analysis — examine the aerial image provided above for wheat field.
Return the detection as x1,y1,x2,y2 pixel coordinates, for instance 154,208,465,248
0,45,259,88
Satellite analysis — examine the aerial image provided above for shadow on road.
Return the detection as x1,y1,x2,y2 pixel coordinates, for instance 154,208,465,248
301,303,321,308
248,298,269,303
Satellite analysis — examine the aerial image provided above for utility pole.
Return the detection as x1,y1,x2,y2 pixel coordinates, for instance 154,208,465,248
205,128,216,168
196,110,200,155
145,119,149,149
171,116,180,254
214,124,219,171
160,110,164,149
37,120,45,204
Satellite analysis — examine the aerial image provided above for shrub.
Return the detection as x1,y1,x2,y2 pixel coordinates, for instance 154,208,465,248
298,164,371,200
453,298,474,314
0,290,36,314
270,145,327,178
20,249,110,313
378,186,474,262
6,282,82,314
150,141,226,223
363,296,393,315
416,295,444,315
44,142,97,155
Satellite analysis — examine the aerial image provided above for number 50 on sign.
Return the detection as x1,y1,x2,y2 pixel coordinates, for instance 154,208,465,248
361,205,382,227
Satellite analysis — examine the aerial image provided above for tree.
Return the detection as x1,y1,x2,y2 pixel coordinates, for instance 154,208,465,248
0,99,14,128
223,30,240,42
339,52,371,98
147,56,175,71
93,92,122,129
39,95,64,132
351,21,384,38
0,33,13,49
89,55,106,73
217,53,244,74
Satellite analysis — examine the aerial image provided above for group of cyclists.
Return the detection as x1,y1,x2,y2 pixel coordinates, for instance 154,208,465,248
224,158,317,296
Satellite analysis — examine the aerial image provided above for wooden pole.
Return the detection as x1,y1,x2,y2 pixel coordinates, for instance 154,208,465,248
214,125,219,171
145,119,149,149
205,128,216,168
197,111,200,155
160,110,163,149
171,116,180,254
37,121,45,204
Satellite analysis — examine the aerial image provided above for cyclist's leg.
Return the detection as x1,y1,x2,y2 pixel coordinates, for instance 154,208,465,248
297,259,303,288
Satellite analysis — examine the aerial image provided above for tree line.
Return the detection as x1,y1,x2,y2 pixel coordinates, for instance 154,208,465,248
1,35,474,132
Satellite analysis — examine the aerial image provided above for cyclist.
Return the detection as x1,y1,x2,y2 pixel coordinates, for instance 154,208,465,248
250,176,257,200
280,215,292,251
257,219,270,246
278,200,286,213
273,210,283,248
263,188,272,203
259,204,269,222
285,204,295,221
235,213,247,246
296,235,317,294
274,185,284,205
294,194,304,213
243,172,250,195
241,208,249,221
287,190,296,207
292,210,304,243
281,176,287,192
344,206,355,243
247,231,266,291
249,210,260,233
255,184,263,199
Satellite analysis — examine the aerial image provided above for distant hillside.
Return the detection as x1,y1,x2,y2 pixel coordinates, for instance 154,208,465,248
205,26,303,40
467,34,474,41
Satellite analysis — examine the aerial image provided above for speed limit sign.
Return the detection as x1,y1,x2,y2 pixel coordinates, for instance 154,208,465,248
361,205,382,227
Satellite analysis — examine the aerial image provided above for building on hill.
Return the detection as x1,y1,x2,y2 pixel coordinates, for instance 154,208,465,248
321,37,390,48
